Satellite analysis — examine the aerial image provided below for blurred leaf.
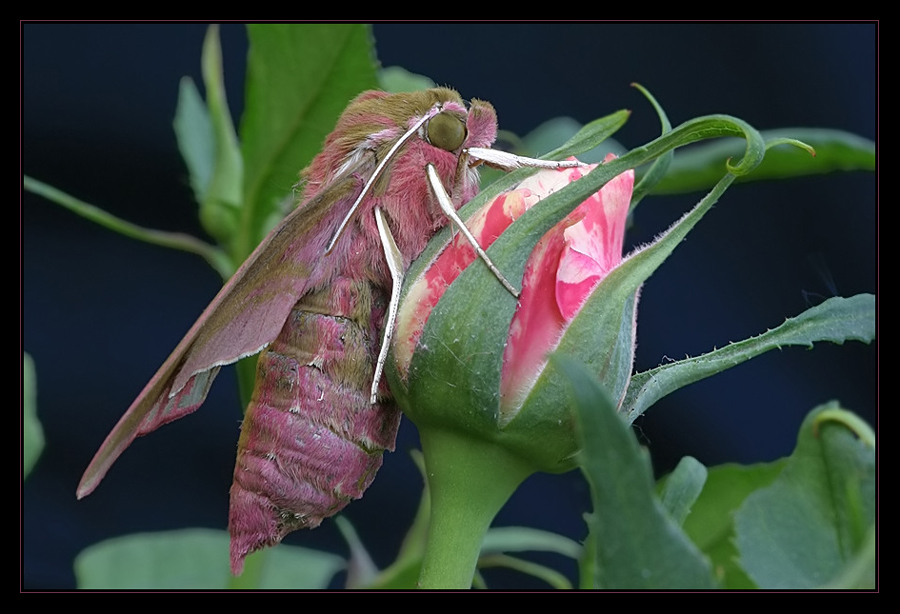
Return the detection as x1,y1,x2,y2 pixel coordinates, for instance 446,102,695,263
556,356,715,589
624,294,876,423
203,24,244,247
478,554,573,589
238,24,379,258
734,404,876,589
378,65,435,93
173,76,214,206
477,527,582,589
824,525,877,589
335,516,379,589
679,461,786,588
368,450,430,589
658,456,707,527
23,352,43,479
548,110,632,164
173,26,244,251
481,526,582,559
651,128,875,194
523,117,624,164
479,111,629,189
75,529,345,589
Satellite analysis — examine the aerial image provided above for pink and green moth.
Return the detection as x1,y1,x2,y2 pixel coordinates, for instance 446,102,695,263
76,87,583,574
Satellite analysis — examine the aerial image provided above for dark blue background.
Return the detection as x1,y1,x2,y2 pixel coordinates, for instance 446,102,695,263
23,23,877,589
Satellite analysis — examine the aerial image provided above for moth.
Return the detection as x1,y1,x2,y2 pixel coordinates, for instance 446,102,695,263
76,87,583,574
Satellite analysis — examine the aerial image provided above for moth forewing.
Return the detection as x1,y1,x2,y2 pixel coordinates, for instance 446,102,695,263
75,156,372,501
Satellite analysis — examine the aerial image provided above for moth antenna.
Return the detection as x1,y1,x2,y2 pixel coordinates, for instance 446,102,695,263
426,164,520,298
371,207,405,404
465,147,588,172
325,107,443,255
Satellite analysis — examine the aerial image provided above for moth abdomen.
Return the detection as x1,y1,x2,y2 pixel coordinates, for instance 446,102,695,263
228,279,400,574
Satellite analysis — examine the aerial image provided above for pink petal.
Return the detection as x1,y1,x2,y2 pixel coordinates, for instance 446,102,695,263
499,231,568,410
501,154,634,413
555,164,633,318
556,247,603,321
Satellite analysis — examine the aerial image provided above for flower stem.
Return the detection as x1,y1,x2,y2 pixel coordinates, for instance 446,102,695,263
416,427,534,589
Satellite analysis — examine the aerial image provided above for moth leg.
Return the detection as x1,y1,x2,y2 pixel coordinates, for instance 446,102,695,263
425,164,520,298
465,147,589,172
371,206,405,404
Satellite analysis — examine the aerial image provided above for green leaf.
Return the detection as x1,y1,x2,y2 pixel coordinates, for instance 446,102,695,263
623,294,876,423
23,352,43,479
238,24,379,259
679,461,786,588
74,528,345,589
651,128,875,195
733,404,876,589
658,456,707,527
556,355,715,589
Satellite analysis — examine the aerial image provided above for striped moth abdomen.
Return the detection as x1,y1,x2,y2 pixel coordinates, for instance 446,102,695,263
228,278,400,573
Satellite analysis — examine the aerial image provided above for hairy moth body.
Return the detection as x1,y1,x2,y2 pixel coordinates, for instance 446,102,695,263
77,87,563,576
229,279,399,573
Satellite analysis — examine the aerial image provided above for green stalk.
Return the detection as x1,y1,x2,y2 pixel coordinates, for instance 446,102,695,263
416,427,534,589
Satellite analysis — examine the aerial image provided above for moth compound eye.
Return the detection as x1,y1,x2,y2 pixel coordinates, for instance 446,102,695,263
426,112,467,152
